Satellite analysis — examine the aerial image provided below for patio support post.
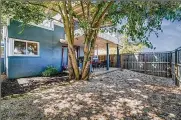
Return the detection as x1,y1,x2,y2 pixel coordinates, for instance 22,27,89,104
117,44,120,68
106,43,109,70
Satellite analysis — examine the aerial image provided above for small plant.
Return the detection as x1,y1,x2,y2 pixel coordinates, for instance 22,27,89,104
42,66,58,77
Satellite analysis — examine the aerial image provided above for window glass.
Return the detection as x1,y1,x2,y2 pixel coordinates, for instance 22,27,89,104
14,41,26,55
12,39,39,56
27,42,38,55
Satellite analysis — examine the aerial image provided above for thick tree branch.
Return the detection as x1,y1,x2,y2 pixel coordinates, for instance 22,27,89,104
67,0,74,43
62,1,69,22
93,1,114,27
57,3,65,22
87,2,90,21
91,2,103,26
80,1,86,19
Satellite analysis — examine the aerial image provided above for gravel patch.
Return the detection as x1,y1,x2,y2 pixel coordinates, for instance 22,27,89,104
1,69,181,120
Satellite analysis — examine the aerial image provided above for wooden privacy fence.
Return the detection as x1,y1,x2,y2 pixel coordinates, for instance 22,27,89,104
121,52,172,77
98,55,117,67
98,46,181,86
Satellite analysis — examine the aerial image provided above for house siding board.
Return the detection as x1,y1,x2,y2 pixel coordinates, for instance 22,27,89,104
7,20,64,78
1,58,5,73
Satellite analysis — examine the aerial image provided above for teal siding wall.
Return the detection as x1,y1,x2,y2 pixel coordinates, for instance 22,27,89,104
7,20,64,78
1,58,5,73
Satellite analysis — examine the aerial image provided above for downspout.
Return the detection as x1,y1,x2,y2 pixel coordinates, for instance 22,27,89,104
51,21,54,69
0,14,1,76
2,26,5,73
5,18,10,77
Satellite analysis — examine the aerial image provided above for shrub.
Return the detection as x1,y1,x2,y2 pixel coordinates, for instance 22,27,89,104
42,66,58,77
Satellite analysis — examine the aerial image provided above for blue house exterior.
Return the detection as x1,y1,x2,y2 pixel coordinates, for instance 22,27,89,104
1,18,119,79
2,19,83,79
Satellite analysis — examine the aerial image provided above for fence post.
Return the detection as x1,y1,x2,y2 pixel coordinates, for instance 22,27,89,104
144,54,147,73
169,52,172,78
106,43,109,70
175,49,180,86
116,45,120,68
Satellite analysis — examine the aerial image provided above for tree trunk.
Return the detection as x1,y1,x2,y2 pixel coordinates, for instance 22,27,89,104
81,46,96,80
58,1,80,80
59,1,113,80
68,44,80,80
68,52,74,79
63,28,80,80
81,31,98,80
81,57,91,80
63,16,80,80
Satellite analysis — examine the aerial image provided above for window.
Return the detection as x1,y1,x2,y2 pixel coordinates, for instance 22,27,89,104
14,41,26,55
27,42,38,55
11,39,39,56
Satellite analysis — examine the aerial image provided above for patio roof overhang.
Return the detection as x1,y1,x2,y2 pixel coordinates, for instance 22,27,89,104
60,34,118,51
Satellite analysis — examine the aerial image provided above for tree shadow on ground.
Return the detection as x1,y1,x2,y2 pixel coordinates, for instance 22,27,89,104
1,70,181,120
1,74,69,97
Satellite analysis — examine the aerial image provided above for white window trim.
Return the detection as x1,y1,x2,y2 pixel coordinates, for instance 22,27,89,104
9,38,40,57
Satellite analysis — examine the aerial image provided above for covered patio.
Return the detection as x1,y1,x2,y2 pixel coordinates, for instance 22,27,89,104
60,29,122,72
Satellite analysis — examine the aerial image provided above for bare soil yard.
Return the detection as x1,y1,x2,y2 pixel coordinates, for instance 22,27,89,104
1,70,181,120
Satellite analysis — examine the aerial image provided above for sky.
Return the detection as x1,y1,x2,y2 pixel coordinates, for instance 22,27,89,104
143,20,181,52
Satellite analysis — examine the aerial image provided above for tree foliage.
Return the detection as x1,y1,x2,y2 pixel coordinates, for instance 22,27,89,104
103,1,181,48
2,1,181,47
2,1,46,24
120,36,145,54
97,36,145,55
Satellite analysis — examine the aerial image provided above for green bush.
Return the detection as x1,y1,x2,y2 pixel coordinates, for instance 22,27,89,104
42,66,58,77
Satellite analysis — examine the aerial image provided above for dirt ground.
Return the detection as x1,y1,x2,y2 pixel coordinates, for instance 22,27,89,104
1,69,181,120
